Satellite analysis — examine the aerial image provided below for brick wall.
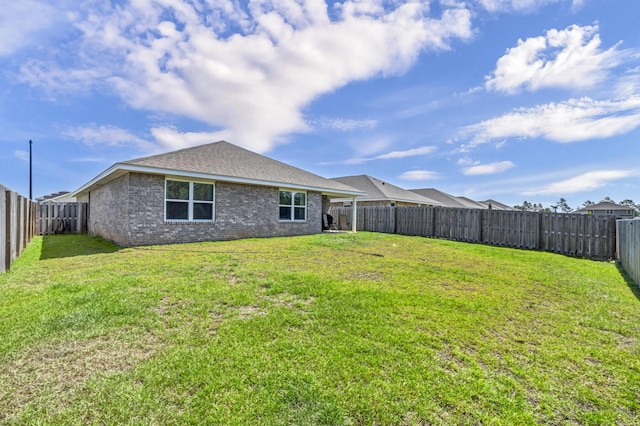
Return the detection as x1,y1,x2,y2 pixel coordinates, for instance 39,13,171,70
88,172,323,246
86,173,131,246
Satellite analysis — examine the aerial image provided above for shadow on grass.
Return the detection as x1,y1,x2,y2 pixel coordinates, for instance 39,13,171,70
40,234,121,260
616,262,640,303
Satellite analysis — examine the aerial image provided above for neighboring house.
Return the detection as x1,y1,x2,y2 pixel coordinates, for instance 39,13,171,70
329,175,442,207
410,188,483,209
576,202,635,218
455,196,493,209
71,141,364,247
36,191,77,203
477,199,514,211
410,188,511,210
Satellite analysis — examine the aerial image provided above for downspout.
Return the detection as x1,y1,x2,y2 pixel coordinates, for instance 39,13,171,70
352,197,357,233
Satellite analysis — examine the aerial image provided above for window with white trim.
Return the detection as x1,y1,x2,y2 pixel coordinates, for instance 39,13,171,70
279,190,306,221
165,179,214,221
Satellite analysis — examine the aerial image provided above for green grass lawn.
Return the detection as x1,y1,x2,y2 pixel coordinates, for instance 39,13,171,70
1,232,639,425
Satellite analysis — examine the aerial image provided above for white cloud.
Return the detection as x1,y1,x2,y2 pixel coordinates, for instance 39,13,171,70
477,0,584,13
457,156,478,166
463,160,514,175
63,124,154,150
464,95,640,146
614,67,640,98
326,145,437,165
485,24,624,93
398,170,441,180
312,118,378,131
150,126,232,150
376,146,437,159
522,170,637,195
13,150,29,161
20,65,113,96
350,136,393,158
319,144,437,165
18,1,473,154
0,1,58,56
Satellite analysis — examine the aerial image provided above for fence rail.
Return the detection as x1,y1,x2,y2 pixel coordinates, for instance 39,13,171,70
617,218,640,286
36,202,88,235
329,206,617,260
1,185,37,273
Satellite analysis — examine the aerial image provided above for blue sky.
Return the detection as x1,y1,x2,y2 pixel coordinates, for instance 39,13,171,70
1,0,638,210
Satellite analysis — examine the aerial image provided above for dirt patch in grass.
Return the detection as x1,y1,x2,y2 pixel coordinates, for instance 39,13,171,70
0,333,159,422
237,305,267,319
263,292,315,309
345,270,386,282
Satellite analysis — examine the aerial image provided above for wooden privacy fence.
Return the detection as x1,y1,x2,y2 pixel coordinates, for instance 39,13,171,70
1,184,37,273
37,202,88,235
329,206,617,260
617,219,640,286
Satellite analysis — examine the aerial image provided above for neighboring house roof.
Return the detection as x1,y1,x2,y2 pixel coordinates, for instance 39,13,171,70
455,196,490,209
72,141,365,198
478,199,514,210
410,189,512,210
36,191,76,202
410,188,477,208
576,201,632,213
330,175,443,206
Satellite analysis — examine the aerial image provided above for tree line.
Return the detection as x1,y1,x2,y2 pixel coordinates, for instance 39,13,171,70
514,197,639,216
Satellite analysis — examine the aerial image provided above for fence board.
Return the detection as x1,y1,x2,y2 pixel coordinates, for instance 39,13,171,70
1,185,7,272
329,206,617,260
37,202,88,235
1,195,89,272
0,185,37,273
617,219,639,286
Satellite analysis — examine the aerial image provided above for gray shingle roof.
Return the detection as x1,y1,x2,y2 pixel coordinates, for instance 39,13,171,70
74,141,364,197
479,199,513,210
36,191,71,202
576,201,630,211
409,188,471,208
410,188,507,209
331,175,442,205
455,196,490,209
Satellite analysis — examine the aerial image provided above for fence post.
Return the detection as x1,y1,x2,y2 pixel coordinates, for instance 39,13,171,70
616,219,621,260
479,206,487,243
4,189,11,272
393,206,397,234
0,186,40,274
1,186,6,272
537,213,543,250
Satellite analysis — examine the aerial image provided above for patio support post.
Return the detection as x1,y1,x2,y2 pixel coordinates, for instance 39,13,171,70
351,197,357,232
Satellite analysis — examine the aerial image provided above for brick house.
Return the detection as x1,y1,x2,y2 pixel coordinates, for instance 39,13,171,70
576,201,635,218
72,141,364,246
